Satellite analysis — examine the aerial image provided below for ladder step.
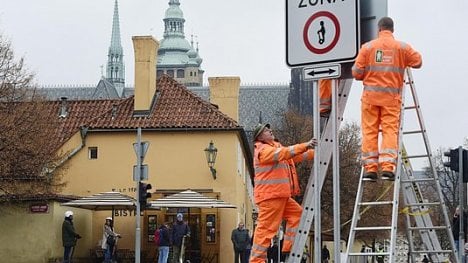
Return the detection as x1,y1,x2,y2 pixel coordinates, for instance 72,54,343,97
401,178,435,183
348,252,391,256
403,130,424,135
404,154,429,159
359,201,394,206
407,226,447,230
404,105,417,110
405,202,441,206
354,226,392,231
409,250,453,254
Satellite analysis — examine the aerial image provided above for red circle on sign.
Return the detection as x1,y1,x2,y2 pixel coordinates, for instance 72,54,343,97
303,11,340,54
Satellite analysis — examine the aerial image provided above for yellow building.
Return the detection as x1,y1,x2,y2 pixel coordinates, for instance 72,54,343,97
0,36,255,262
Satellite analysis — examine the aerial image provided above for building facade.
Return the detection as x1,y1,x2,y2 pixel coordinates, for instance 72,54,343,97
0,37,255,263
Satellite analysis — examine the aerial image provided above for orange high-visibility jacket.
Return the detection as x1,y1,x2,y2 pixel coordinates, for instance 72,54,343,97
352,30,422,106
319,79,332,113
253,141,314,204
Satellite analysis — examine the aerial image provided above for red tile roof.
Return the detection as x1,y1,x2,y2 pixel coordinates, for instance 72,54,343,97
46,75,241,147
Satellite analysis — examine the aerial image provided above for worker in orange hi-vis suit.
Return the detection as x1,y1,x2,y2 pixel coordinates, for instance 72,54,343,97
319,79,332,117
352,17,422,181
249,123,317,263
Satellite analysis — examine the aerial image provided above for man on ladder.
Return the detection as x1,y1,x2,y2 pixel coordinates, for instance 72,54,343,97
352,16,422,181
249,123,317,263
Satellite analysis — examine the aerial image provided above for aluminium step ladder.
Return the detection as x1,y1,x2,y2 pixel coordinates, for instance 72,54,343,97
287,78,354,262
345,69,458,263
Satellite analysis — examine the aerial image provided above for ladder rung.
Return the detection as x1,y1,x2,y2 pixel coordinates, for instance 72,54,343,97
354,226,392,231
348,252,391,256
404,154,429,159
404,105,417,110
410,250,453,254
403,130,423,135
405,202,441,206
359,201,394,206
407,226,447,230
401,178,435,183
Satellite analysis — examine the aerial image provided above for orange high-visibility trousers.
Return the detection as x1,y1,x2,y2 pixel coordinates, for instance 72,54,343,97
319,79,332,114
249,197,302,263
361,102,401,173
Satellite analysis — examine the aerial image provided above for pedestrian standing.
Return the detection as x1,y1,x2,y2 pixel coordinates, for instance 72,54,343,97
101,217,121,263
452,206,468,252
249,123,317,263
62,211,81,263
172,213,190,263
231,222,250,263
352,16,422,181
157,222,171,263
321,245,330,263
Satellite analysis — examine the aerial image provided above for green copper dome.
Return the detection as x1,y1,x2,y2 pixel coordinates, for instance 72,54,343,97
157,0,203,69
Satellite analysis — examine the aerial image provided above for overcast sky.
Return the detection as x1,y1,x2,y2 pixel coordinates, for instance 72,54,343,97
0,0,467,156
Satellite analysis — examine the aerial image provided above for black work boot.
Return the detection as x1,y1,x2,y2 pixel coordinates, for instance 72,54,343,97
363,171,378,181
381,171,395,181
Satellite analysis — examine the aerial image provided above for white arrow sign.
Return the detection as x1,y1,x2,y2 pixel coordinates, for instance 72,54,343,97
303,64,341,80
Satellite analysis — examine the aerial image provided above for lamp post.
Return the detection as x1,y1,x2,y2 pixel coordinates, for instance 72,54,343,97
204,140,218,179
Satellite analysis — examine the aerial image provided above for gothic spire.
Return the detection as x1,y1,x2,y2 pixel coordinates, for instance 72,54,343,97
106,0,125,97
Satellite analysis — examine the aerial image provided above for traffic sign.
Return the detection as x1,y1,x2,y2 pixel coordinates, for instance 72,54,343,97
286,0,360,67
303,64,341,80
133,164,148,181
133,141,149,162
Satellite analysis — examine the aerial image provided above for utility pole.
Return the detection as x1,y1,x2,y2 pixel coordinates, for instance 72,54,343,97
133,127,150,263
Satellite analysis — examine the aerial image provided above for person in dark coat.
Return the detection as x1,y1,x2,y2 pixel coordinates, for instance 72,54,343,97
158,222,171,263
62,211,81,263
267,237,279,263
321,245,330,263
171,213,190,263
231,222,250,263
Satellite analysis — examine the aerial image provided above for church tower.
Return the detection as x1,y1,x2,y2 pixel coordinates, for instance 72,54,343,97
157,0,204,86
106,0,125,96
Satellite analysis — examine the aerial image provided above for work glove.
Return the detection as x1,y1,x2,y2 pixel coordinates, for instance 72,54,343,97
306,138,317,149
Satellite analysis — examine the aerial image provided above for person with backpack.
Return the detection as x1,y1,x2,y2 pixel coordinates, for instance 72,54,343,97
101,217,121,263
156,222,171,263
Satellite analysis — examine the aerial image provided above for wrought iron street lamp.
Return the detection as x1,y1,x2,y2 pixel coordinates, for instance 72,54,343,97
204,140,218,179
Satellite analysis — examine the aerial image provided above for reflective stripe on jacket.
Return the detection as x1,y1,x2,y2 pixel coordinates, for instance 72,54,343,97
352,30,422,106
253,141,314,204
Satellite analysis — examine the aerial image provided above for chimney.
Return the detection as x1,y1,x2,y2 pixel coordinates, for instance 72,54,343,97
59,97,68,118
132,36,159,113
208,77,240,122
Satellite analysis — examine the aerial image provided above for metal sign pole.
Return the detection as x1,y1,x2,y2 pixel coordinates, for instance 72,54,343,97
135,127,142,263
332,79,341,263
313,79,322,263
459,146,465,263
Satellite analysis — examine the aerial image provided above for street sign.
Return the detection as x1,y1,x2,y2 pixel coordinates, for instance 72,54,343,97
303,64,341,80
133,141,149,162
286,0,360,67
133,164,148,181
